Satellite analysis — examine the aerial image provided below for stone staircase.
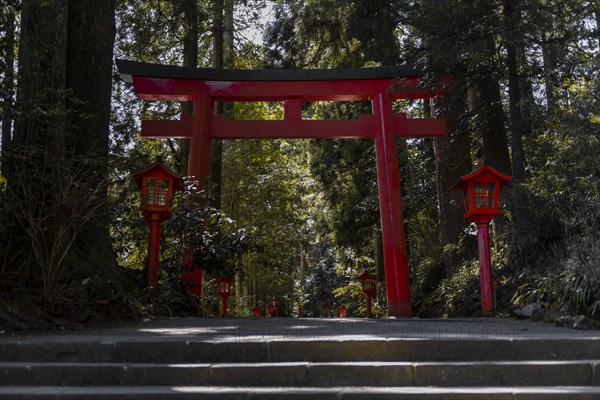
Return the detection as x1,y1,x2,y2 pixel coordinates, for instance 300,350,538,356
1,318,599,399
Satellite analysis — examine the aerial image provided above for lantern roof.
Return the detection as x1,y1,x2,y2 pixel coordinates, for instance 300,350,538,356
451,164,511,191
133,161,185,192
357,272,377,282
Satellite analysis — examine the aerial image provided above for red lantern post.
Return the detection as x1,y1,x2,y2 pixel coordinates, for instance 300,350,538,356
216,277,234,317
358,272,377,318
133,162,184,296
273,297,280,317
452,165,511,316
321,300,330,318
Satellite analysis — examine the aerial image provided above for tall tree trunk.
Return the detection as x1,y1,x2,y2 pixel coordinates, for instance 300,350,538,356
210,0,234,209
1,4,16,174
473,88,512,175
503,0,531,231
12,0,68,155
179,0,198,176
469,37,512,175
594,0,600,48
299,243,306,284
223,0,234,67
517,42,534,139
5,0,69,286
4,0,117,307
65,0,117,270
541,32,559,112
432,82,472,277
210,0,224,208
469,80,512,175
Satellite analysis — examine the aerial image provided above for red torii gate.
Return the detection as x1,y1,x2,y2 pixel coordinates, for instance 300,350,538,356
117,60,449,317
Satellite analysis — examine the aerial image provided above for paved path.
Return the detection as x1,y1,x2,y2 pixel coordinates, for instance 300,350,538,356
2,317,598,344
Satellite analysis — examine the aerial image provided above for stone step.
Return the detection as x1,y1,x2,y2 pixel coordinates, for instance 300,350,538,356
2,338,598,363
2,360,598,387
1,385,599,400
2,319,598,400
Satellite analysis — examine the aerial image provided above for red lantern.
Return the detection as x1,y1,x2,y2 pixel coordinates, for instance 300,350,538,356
133,162,184,296
357,272,377,318
216,277,234,317
452,165,511,316
452,165,511,224
337,306,348,318
358,272,376,295
251,307,263,317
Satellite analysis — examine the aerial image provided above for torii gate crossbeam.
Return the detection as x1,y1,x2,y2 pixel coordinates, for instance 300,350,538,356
117,60,450,317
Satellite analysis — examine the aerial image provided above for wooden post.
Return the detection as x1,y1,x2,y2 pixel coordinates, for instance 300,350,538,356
184,95,215,301
477,221,494,316
373,93,412,317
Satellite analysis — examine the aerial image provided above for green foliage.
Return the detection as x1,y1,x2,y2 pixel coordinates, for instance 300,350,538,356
506,75,600,319
148,281,198,317
1,149,115,306
513,235,600,319
431,259,482,318
299,240,388,318
164,185,259,279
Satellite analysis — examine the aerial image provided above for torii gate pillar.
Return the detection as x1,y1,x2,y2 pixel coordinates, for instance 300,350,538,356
373,93,412,316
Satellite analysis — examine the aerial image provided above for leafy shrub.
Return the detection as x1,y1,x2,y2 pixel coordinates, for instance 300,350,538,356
431,259,482,317
512,234,600,319
162,182,259,280
558,236,600,318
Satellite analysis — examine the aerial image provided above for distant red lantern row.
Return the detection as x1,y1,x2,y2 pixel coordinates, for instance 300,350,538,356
250,303,349,318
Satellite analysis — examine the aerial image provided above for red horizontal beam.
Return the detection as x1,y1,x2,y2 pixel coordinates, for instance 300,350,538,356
394,114,447,137
141,113,446,139
132,76,449,102
210,115,375,139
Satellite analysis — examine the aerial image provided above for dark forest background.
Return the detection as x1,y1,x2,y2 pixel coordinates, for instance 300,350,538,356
1,0,599,328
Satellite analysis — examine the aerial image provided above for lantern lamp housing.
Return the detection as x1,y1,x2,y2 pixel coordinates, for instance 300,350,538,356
451,165,511,222
357,272,377,295
133,162,184,215
216,277,234,297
